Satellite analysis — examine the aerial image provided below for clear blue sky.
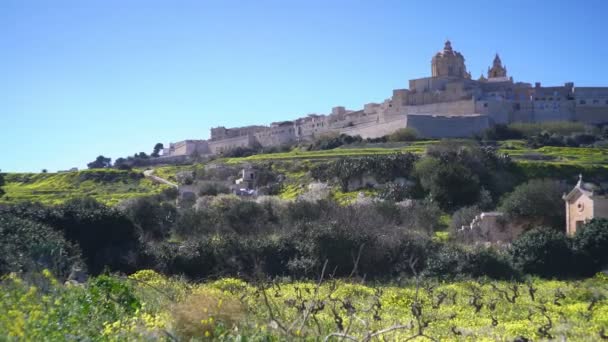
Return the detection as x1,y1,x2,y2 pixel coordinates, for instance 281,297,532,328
1,0,607,172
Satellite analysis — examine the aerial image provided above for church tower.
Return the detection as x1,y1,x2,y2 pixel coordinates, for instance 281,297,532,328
487,53,508,79
431,40,469,78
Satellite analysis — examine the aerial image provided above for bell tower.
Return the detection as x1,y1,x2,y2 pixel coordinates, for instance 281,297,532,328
487,53,507,78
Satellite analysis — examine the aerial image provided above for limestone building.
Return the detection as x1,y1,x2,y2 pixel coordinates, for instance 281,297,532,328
163,40,608,157
563,175,608,235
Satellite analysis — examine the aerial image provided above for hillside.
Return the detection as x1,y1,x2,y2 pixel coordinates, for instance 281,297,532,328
0,169,168,206
2,140,608,206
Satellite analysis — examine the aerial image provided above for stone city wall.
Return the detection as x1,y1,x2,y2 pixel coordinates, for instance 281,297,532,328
339,116,407,139
208,134,256,154
405,99,476,116
405,114,489,138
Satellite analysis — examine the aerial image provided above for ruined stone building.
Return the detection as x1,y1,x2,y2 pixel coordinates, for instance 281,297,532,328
162,41,608,157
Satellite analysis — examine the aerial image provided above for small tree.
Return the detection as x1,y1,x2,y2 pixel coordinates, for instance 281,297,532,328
87,155,112,169
114,157,132,170
499,179,567,229
151,143,164,158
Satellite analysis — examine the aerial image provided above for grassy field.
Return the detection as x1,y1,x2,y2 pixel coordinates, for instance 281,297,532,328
0,169,168,206
2,270,607,340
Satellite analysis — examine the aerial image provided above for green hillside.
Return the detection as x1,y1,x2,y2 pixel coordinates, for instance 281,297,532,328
0,169,168,206
3,140,608,207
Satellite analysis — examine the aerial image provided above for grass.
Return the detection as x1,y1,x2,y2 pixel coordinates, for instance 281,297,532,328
219,139,608,167
0,169,168,206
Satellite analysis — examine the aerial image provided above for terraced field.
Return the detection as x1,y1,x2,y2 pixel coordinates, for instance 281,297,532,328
3,140,608,206
0,169,168,206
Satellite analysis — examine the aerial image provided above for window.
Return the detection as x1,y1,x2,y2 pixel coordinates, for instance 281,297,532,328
593,99,599,104
580,100,586,105
483,103,488,108
576,220,584,232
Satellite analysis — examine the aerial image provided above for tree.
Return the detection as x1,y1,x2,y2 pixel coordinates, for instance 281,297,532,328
414,157,481,210
573,218,608,273
151,143,164,158
0,170,4,197
114,157,132,170
41,169,48,173
87,155,112,169
509,227,574,277
499,179,567,229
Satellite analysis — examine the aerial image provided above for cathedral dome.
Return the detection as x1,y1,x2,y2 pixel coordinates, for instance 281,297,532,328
431,40,468,78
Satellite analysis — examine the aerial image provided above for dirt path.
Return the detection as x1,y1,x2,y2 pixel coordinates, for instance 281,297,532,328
143,169,178,188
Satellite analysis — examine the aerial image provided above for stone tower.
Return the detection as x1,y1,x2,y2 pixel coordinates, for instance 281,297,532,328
487,53,507,78
431,40,469,78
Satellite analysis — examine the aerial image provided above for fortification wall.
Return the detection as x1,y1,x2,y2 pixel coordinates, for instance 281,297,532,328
164,140,210,156
208,135,256,154
255,127,297,146
405,114,489,138
575,106,608,124
532,101,575,122
339,116,407,139
405,99,476,115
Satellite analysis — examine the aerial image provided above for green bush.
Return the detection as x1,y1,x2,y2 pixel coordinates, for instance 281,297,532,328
0,213,81,278
388,128,418,142
509,228,574,277
572,218,608,274
499,179,567,229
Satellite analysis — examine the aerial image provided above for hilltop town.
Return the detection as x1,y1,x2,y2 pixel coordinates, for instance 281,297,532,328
162,40,608,158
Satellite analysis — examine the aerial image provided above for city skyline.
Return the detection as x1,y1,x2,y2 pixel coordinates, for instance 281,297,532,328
2,0,608,172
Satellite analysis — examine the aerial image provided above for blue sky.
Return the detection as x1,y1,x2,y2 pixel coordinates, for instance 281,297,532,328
1,0,607,172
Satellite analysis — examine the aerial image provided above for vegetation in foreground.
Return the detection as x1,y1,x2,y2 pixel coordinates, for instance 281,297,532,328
1,270,607,341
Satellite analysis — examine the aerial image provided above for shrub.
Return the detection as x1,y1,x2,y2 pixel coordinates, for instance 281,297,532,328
480,124,523,140
198,182,230,196
499,179,567,229
0,213,81,278
425,245,515,280
308,132,363,150
415,143,516,210
450,205,480,232
509,228,574,277
509,121,587,137
388,128,418,142
172,290,245,339
572,218,608,274
0,172,5,197
378,182,412,202
123,197,176,241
